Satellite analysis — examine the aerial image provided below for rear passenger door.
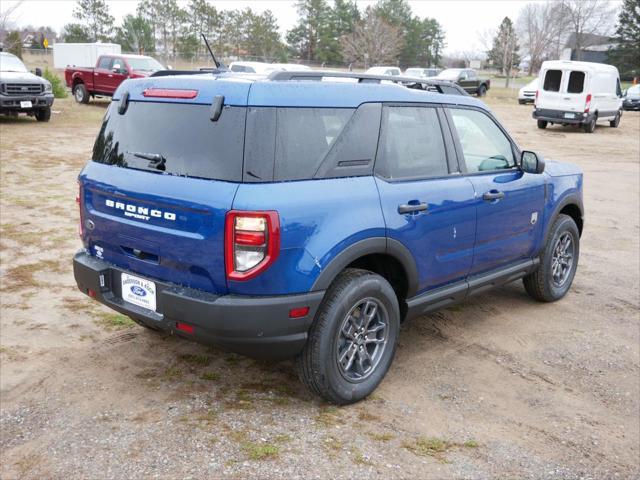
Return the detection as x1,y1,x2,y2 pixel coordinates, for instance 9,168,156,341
446,107,545,275
375,104,477,294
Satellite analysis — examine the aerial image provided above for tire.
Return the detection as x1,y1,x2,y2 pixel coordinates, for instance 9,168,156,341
477,85,487,97
35,107,51,122
583,116,596,133
296,268,400,405
518,99,526,105
523,214,580,302
609,111,621,127
537,120,548,129
73,83,89,104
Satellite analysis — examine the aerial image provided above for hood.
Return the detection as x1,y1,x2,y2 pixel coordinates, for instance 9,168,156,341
0,71,47,84
544,159,582,177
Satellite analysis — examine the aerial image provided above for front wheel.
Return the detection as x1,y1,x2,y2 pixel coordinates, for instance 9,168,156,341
35,107,51,122
537,120,548,129
477,85,487,97
523,214,580,302
296,269,400,405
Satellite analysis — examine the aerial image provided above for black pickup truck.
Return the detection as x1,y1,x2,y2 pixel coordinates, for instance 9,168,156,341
435,68,491,97
0,52,54,121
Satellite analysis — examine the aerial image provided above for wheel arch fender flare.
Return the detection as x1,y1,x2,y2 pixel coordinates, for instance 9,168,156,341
544,193,584,243
311,237,419,298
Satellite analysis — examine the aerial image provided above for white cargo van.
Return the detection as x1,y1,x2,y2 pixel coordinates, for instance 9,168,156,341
533,60,623,133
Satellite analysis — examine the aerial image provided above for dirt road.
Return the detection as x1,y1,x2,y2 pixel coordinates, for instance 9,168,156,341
1,94,638,479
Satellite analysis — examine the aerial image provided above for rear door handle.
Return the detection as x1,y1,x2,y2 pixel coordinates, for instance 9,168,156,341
482,190,505,201
398,202,428,214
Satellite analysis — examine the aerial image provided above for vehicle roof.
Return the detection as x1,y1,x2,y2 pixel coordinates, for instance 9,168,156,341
367,66,399,71
541,60,619,72
0,52,18,57
114,71,484,109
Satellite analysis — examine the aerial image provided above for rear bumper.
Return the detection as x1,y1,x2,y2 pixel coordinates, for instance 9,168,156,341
73,251,325,359
623,100,640,111
0,93,54,111
532,108,593,124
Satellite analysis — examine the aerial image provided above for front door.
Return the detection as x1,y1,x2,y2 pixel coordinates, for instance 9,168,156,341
375,105,477,294
447,107,545,275
94,56,114,93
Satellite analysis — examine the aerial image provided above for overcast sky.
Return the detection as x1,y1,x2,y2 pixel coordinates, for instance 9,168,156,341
0,0,620,55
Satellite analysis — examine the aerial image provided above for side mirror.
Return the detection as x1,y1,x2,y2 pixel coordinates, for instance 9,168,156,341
521,150,545,174
34,67,42,77
167,65,173,70
113,64,126,75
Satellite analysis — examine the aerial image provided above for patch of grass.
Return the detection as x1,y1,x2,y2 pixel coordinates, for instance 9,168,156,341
1,259,66,292
351,446,369,465
316,405,342,427
369,432,395,442
273,434,292,443
135,369,157,379
163,366,183,380
463,439,479,448
178,353,211,366
323,436,344,452
94,312,136,330
62,296,94,313
358,411,381,422
0,223,48,247
14,452,44,476
242,441,280,460
403,437,450,457
200,371,220,381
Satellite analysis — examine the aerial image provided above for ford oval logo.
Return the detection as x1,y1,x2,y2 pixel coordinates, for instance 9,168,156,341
130,285,147,297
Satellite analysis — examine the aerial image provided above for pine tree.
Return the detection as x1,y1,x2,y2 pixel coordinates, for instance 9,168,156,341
72,0,114,42
487,17,520,78
608,0,640,79
115,15,155,54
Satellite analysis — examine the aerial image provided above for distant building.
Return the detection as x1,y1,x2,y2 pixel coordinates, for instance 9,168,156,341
561,33,617,64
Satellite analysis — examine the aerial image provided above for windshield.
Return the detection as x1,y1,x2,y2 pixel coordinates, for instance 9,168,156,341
437,69,462,80
125,57,164,71
405,69,423,76
627,85,640,96
0,54,28,73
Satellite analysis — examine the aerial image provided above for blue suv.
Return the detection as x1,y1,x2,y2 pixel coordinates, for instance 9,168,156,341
73,70,584,404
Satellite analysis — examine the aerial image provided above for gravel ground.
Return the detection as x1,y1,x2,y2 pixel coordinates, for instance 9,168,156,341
1,93,638,479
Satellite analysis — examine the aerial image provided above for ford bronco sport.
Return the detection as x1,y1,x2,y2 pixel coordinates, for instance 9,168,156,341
73,70,584,404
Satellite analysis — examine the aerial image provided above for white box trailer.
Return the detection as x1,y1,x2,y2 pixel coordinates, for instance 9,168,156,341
53,43,121,69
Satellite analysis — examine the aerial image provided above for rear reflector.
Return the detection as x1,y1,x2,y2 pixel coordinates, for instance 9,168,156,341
142,88,198,99
87,288,96,298
176,322,194,334
584,93,592,113
289,306,310,319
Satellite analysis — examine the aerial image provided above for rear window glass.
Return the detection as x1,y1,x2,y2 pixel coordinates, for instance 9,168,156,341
377,106,448,179
567,71,585,93
92,102,245,181
543,69,562,92
274,108,353,180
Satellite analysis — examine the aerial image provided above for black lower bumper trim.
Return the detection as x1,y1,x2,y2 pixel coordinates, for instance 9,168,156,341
73,251,325,359
532,108,593,124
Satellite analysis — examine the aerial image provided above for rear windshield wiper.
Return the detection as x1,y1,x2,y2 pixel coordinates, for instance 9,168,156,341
130,152,166,171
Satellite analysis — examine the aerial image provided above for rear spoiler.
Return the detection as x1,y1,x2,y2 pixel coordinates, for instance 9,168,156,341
150,67,229,77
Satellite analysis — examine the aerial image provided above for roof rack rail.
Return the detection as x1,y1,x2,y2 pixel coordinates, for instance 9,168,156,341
267,70,469,96
150,67,228,77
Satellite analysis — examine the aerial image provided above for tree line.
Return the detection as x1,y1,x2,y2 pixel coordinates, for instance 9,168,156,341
59,0,445,68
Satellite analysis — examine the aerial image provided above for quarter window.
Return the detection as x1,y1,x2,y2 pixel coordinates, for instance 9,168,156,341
567,71,585,94
377,106,448,179
543,69,562,92
450,109,515,173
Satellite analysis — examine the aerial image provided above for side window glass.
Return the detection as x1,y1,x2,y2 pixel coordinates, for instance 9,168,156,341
567,71,585,94
98,57,112,70
543,69,562,91
450,108,515,173
377,106,448,179
616,78,622,97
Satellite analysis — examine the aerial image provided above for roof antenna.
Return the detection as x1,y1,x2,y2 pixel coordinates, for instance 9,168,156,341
201,33,222,69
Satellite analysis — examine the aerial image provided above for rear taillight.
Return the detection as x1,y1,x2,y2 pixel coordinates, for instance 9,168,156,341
584,93,592,113
534,90,539,106
225,211,280,281
77,181,83,238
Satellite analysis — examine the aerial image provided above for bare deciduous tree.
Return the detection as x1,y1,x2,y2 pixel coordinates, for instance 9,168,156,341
340,7,403,67
517,2,568,74
0,0,23,32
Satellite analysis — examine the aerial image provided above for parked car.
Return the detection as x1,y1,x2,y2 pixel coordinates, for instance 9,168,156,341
533,60,623,133
436,68,490,96
73,69,584,404
404,67,441,78
622,84,640,111
366,66,401,76
518,78,539,104
65,54,164,104
271,63,312,71
228,61,280,74
0,52,54,121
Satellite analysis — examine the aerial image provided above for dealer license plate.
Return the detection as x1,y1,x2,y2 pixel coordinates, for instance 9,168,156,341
121,273,156,311
563,112,575,119
20,101,32,109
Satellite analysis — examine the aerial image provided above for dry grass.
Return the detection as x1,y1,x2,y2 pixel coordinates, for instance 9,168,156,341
1,259,67,292
316,405,342,427
94,312,136,330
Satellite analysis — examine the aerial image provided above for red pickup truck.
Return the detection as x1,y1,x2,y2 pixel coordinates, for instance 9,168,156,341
65,54,164,104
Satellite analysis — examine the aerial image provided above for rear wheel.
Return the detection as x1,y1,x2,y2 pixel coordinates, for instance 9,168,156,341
583,116,596,133
523,214,580,302
537,120,548,129
296,269,400,405
477,85,487,97
73,83,89,104
609,111,621,127
35,107,51,122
